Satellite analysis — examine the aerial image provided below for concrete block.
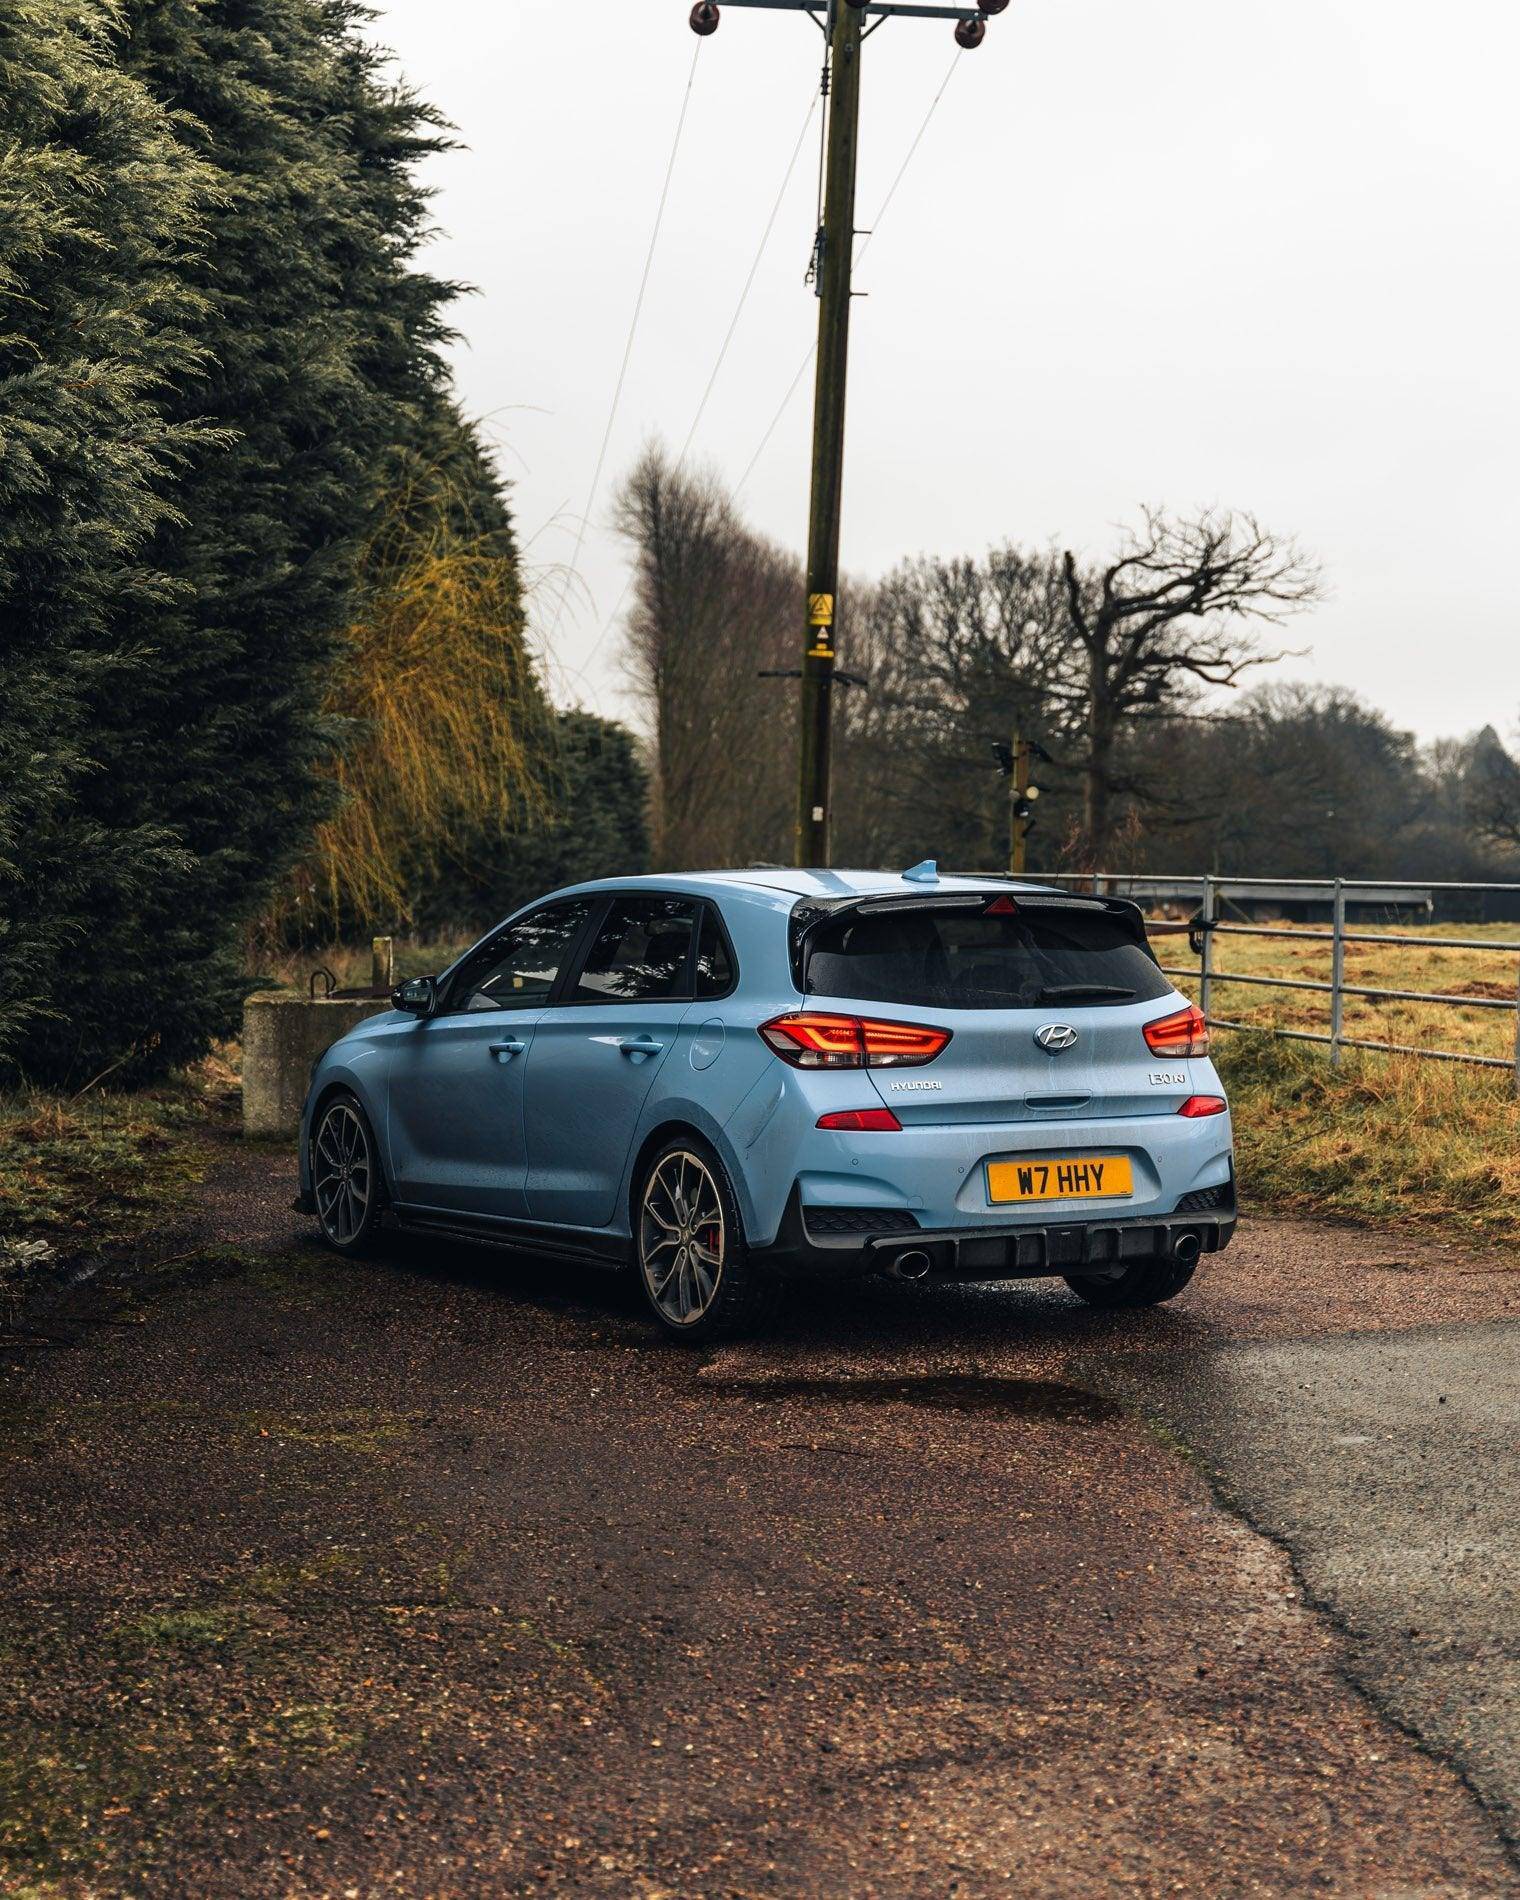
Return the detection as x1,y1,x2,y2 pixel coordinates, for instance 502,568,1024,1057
242,993,391,1140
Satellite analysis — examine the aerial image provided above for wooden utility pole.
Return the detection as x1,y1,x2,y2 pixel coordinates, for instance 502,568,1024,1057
689,0,1003,867
796,0,863,866
993,728,1042,873
1009,732,1030,875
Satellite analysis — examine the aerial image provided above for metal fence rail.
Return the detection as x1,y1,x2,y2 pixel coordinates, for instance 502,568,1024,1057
1027,872,1520,1095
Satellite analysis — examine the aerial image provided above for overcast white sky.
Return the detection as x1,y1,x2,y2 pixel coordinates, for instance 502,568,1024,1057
368,0,1518,744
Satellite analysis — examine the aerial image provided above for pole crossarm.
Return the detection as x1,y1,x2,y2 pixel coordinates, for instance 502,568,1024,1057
717,0,985,17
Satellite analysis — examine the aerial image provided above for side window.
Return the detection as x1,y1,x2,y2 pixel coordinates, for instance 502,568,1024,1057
694,905,736,999
571,896,698,1004
446,899,593,1012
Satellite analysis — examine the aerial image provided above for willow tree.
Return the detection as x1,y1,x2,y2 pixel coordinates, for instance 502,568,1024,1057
277,453,551,937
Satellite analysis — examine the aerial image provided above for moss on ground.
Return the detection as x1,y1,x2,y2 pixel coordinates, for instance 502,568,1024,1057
109,1606,243,1652
235,1409,419,1455
0,1061,233,1311
235,1546,366,1604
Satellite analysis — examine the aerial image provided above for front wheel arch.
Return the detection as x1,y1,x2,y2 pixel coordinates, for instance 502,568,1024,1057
307,1079,390,1207
307,1086,389,1255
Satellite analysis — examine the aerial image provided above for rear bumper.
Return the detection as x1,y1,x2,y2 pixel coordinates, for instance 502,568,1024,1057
760,1181,1236,1281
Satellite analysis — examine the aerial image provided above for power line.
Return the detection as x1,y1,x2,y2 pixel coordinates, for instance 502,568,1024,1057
734,348,814,501
734,48,963,503
567,80,822,704
676,88,820,469
541,39,703,648
861,47,963,248
571,45,965,709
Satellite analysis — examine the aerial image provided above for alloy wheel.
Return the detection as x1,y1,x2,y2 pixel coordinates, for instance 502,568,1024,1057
640,1150,725,1327
313,1100,372,1247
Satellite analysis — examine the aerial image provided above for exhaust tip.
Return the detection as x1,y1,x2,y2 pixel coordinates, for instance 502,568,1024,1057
1172,1231,1203,1267
888,1249,932,1283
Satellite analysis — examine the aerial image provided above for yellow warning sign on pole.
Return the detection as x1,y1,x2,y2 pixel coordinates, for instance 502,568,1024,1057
808,593,835,626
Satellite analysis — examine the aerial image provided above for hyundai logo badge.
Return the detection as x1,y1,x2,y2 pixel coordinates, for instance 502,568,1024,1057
1035,1023,1079,1052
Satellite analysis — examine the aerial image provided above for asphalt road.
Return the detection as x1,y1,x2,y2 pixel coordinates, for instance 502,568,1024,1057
1115,1320,1520,1855
3,1142,1519,1898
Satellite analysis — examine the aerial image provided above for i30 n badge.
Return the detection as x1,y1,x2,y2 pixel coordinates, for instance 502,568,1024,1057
295,870,1236,1341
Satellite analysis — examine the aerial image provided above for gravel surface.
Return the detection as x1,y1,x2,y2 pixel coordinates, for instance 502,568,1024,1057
1,1144,1516,1897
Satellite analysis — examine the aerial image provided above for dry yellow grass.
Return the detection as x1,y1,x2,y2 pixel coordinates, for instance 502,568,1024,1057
258,936,474,995
1158,919,1520,1066
1139,916,1520,1253
1216,1034,1520,1253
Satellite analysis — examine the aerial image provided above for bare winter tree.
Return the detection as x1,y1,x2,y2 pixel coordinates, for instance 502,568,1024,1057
1465,724,1520,851
1057,509,1322,865
614,445,800,866
834,548,1081,869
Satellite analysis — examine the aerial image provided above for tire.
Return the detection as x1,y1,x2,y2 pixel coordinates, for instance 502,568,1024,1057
310,1090,385,1258
633,1136,780,1342
1063,1254,1197,1308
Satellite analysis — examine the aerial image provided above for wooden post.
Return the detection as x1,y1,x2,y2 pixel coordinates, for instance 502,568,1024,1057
372,936,394,999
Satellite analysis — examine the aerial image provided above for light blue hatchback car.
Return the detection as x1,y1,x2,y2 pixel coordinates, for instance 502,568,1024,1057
297,864,1236,1338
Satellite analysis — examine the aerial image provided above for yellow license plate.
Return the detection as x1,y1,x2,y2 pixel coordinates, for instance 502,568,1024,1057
986,1155,1133,1204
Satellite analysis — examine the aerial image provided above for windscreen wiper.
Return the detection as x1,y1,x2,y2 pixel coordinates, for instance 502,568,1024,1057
1036,983,1135,1001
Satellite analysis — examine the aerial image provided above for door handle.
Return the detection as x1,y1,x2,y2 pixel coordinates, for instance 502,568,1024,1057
488,1039,527,1061
617,1034,665,1059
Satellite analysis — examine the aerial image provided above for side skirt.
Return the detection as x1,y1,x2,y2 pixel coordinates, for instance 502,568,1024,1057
382,1205,628,1272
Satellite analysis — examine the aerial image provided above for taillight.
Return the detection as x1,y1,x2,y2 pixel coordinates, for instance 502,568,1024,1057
1143,1003,1210,1058
1178,1094,1227,1118
816,1107,903,1132
759,1012,951,1068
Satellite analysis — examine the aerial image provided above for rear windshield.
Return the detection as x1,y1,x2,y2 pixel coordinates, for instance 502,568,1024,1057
801,903,1171,1011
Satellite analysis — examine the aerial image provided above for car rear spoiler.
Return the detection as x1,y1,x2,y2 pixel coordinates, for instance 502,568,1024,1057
788,887,1156,988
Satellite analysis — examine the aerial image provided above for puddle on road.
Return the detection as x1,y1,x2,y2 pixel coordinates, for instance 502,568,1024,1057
700,1373,1118,1424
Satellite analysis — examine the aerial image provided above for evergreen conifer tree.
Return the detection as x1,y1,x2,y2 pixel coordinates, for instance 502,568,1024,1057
0,0,215,1079
10,0,465,1083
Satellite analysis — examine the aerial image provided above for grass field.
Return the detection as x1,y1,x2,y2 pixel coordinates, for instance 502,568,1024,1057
258,935,472,996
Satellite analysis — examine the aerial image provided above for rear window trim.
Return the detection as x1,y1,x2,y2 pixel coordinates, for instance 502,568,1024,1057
694,899,741,1003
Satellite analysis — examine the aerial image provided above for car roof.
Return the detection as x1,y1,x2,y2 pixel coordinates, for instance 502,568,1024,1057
540,868,1061,914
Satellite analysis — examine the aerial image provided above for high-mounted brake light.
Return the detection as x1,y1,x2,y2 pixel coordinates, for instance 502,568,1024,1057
759,1012,952,1069
1178,1095,1227,1118
984,895,1018,916
816,1108,903,1132
1143,1003,1210,1058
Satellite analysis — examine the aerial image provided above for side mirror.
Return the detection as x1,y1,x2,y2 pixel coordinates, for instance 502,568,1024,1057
392,974,438,1017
